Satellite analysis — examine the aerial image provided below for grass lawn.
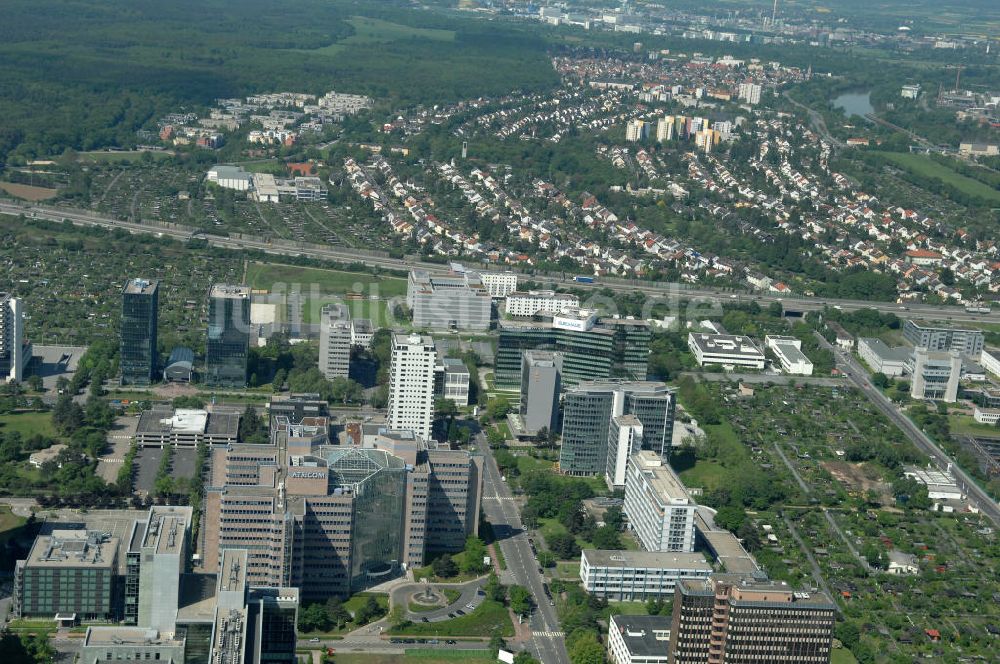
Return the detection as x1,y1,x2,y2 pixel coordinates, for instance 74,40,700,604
0,181,59,201
678,460,728,492
538,517,597,554
515,454,553,475
873,152,1000,205
830,648,859,664
77,150,173,163
0,507,28,547
331,652,491,664
605,601,648,616
246,262,407,298
410,601,446,613
343,593,389,623
442,588,461,604
0,411,58,440
947,414,1000,437
494,421,511,440
554,562,579,579
388,600,513,637
412,554,480,583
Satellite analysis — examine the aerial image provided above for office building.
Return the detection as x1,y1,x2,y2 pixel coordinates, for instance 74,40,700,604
669,575,835,664
407,269,491,331
687,333,765,369
267,393,329,423
903,320,984,357
624,451,696,552
496,311,650,390
910,347,962,402
203,429,481,602
80,627,186,664
560,381,675,476
607,415,643,491
516,350,561,437
0,293,30,383
351,318,375,350
120,278,159,385
435,357,470,406
135,407,240,448
505,290,580,317
319,303,352,380
122,506,193,629
14,530,119,621
205,284,251,388
764,335,813,376
475,270,518,299
737,82,762,105
608,614,672,664
581,550,712,601
388,333,437,440
858,338,910,377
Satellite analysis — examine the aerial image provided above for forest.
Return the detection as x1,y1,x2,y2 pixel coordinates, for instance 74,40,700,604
0,0,557,163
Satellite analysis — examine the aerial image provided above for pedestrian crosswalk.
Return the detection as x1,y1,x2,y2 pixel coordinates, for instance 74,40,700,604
483,496,517,501
533,631,564,638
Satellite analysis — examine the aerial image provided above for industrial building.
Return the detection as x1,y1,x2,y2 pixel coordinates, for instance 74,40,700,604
580,549,712,601
496,310,650,390
0,293,30,383
669,575,835,664
406,269,492,331
205,284,251,388
858,338,911,377
764,335,813,376
560,381,675,477
624,451,697,553
903,320,984,357
687,333,765,370
120,278,159,385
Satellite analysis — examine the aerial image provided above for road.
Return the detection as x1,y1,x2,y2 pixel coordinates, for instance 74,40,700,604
813,332,1000,526
476,433,570,664
2,199,997,324
783,91,845,149
389,577,486,622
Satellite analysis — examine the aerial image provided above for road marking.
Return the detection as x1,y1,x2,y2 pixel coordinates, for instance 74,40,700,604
534,631,564,638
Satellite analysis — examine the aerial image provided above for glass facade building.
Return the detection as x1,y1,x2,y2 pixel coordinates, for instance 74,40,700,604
205,284,251,388
120,278,158,385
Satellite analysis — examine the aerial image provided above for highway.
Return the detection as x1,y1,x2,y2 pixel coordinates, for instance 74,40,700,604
2,199,998,324
814,332,1000,526
476,432,570,664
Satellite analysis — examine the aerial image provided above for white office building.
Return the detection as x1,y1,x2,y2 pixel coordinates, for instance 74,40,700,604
607,615,672,664
580,549,712,601
505,290,580,317
624,451,697,553
319,304,352,380
910,347,961,402
687,332,765,370
351,318,375,350
1,294,30,383
765,335,813,376
981,348,1000,379
475,271,519,298
858,338,910,377
606,415,644,491
387,333,437,440
407,270,491,331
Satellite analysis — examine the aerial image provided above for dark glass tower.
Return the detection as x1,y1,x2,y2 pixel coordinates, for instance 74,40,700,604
120,278,159,385
205,284,251,388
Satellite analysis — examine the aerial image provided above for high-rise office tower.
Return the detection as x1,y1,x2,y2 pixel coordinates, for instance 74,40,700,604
606,414,643,491
205,284,251,388
120,278,159,385
319,303,352,380
0,293,29,383
670,574,835,664
560,380,675,476
387,333,437,440
519,350,561,436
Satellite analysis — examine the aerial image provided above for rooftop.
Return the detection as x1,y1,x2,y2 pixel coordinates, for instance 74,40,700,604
123,278,158,295
689,332,765,358
210,284,251,299
632,450,691,503
83,627,184,647
609,615,672,658
860,338,912,363
582,549,712,571
25,530,118,569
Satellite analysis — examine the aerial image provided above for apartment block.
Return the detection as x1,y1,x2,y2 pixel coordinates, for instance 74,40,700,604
388,333,437,440
624,451,696,553
475,270,518,299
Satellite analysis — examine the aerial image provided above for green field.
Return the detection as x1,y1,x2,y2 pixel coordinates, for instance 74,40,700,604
246,262,407,298
0,506,28,547
77,150,173,163
831,648,859,664
678,459,728,491
388,600,513,637
948,414,1000,437
874,152,1000,204
0,411,58,440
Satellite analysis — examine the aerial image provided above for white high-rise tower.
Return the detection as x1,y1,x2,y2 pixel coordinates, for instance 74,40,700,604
0,294,29,383
387,332,437,440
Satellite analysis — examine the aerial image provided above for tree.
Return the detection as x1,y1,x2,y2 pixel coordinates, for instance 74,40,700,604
871,372,890,389
489,630,507,658
354,595,385,624
433,555,458,579
537,550,557,569
484,572,506,602
567,631,605,664
461,536,488,575
514,653,540,664
325,597,351,629
835,620,861,649
547,532,580,560
388,604,410,629
486,397,511,421
603,506,624,531
26,375,43,393
713,505,747,532
299,603,332,632
591,525,621,550
238,404,267,444
508,585,534,617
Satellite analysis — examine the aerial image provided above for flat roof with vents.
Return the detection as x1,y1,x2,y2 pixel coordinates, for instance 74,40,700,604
25,530,118,570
